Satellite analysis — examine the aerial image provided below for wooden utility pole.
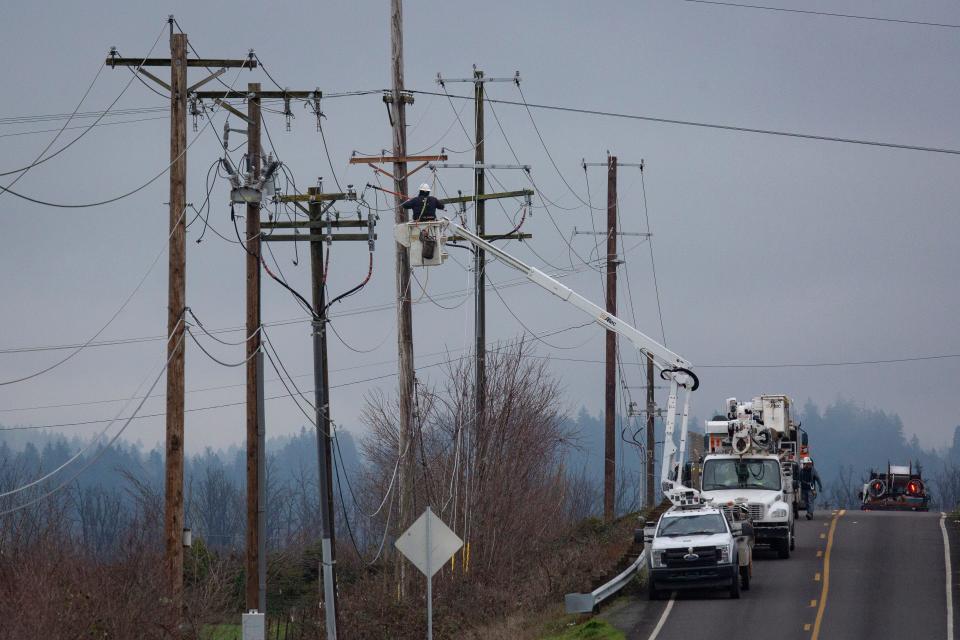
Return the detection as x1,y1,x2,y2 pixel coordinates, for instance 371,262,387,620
165,31,188,599
390,0,416,596
433,68,522,455
581,157,648,516
106,30,255,612
473,70,486,430
646,353,656,508
603,156,618,521
309,186,339,638
244,82,264,614
261,186,368,639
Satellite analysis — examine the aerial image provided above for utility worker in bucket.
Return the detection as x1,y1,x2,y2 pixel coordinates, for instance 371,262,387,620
402,183,445,222
799,457,822,520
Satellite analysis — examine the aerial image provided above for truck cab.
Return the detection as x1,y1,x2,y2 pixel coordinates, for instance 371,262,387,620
700,453,794,558
645,501,753,600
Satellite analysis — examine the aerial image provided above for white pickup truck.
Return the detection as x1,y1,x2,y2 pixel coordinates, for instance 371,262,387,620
644,502,754,600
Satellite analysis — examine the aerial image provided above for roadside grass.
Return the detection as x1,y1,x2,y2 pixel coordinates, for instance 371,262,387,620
201,623,294,640
539,618,626,640
201,625,240,640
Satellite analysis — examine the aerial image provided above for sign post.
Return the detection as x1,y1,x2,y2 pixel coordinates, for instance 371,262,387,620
395,507,463,640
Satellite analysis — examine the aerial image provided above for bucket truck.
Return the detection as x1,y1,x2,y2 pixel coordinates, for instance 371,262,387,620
700,395,807,558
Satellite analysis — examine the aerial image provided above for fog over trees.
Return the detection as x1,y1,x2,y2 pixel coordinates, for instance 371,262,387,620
3,395,957,552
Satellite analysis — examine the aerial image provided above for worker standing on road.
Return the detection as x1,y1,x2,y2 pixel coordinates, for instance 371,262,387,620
402,183,445,222
799,457,823,520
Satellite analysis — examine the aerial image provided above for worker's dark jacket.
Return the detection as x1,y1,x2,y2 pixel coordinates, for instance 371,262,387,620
799,466,822,491
402,193,445,221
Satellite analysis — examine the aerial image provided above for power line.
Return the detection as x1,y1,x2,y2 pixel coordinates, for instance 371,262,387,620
639,168,667,345
483,94,603,274
0,106,167,126
0,62,106,196
0,316,184,499
187,327,259,368
525,352,960,369
0,324,595,429
409,89,960,157
696,353,960,369
1,56,253,208
0,69,236,208
682,0,960,29
0,21,167,180
260,332,319,427
0,206,187,387
8,345,958,423
514,83,598,211
486,274,597,350
0,331,184,517
0,115,168,140
0,261,599,357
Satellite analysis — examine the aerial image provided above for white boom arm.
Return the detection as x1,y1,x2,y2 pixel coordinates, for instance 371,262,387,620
438,220,699,499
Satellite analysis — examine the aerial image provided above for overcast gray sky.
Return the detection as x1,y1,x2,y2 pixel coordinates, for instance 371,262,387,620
1,0,958,455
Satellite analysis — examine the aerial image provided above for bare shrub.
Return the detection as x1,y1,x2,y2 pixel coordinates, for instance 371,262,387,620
331,341,607,638
825,464,862,509
935,461,960,512
0,470,239,640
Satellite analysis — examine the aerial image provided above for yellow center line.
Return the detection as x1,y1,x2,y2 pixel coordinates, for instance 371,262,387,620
811,509,845,640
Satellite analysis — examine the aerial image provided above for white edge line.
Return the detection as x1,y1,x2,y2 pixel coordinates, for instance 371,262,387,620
647,594,675,640
942,511,954,640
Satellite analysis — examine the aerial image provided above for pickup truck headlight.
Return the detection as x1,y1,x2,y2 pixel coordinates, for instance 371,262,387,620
650,550,666,569
719,544,733,564
769,507,788,519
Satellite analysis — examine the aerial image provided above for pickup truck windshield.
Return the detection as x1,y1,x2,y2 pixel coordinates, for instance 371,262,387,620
658,513,728,537
702,458,782,491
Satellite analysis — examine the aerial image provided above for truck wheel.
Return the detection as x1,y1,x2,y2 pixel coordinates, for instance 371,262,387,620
730,570,741,599
777,537,791,559
740,564,751,591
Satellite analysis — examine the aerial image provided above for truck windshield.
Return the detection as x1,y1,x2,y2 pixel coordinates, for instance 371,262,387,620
702,458,782,491
658,513,728,537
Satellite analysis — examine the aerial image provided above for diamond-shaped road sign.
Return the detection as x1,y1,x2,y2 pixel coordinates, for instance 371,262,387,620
395,507,463,578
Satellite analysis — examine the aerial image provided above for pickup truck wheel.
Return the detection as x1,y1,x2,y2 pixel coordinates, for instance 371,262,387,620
740,564,751,591
730,570,741,599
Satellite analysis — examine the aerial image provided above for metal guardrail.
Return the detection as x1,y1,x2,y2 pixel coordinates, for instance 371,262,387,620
564,549,647,614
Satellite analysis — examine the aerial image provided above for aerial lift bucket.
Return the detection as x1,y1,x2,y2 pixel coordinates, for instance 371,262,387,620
394,221,449,267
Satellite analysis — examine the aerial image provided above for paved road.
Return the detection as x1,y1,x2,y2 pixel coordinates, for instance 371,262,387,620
602,510,958,640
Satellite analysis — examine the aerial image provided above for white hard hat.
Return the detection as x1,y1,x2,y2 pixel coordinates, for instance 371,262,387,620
802,456,812,464
418,183,431,192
